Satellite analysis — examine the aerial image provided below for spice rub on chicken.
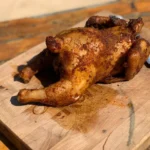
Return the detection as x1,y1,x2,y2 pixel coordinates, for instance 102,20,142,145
17,16,150,106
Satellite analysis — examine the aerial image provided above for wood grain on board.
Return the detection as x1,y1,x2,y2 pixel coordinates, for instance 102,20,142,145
0,0,150,150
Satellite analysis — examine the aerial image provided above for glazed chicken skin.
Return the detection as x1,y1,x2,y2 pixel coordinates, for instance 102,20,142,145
18,16,150,106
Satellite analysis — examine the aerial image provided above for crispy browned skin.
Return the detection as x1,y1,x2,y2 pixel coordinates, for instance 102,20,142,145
17,16,150,106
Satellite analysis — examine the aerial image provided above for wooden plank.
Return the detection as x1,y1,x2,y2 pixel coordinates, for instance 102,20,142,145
1,0,150,64
135,0,150,13
0,1,132,62
0,11,150,150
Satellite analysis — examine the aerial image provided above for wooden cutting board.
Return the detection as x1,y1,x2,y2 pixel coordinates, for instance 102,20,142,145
0,11,150,150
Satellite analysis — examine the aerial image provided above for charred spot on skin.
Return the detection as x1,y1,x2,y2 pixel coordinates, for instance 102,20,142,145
82,44,88,50
63,51,72,63
46,36,61,51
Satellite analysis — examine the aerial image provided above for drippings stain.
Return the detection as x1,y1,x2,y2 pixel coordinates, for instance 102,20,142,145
52,84,128,133
21,84,129,133
56,112,61,116
62,109,71,115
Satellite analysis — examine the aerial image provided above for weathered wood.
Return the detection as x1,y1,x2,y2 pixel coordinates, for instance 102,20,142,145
1,1,150,63
135,0,150,12
0,1,134,62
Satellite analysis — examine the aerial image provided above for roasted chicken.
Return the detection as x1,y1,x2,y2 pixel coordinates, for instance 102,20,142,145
18,16,150,106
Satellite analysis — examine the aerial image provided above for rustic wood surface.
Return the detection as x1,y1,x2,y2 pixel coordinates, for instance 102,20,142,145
0,0,150,149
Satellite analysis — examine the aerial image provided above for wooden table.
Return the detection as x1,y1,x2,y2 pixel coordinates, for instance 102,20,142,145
0,0,150,149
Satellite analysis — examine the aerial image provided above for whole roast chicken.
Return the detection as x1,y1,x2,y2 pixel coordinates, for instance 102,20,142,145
18,16,150,106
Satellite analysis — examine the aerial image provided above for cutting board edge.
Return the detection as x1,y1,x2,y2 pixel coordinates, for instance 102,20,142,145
0,120,31,150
